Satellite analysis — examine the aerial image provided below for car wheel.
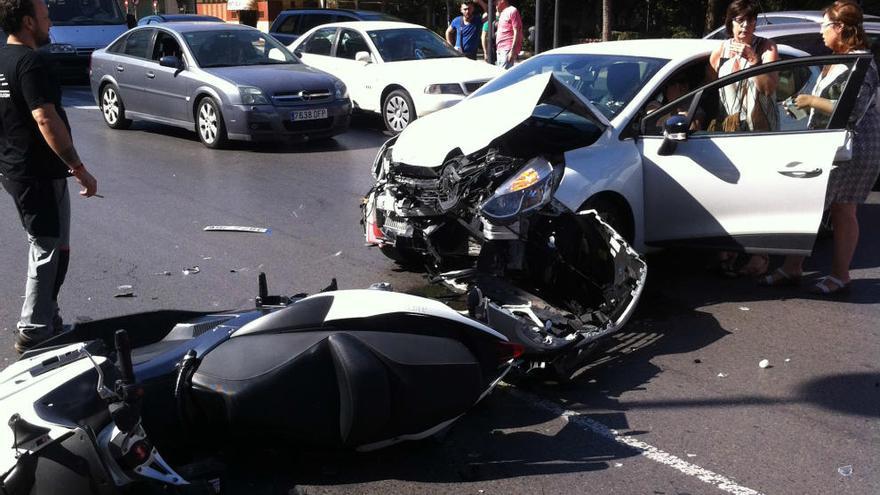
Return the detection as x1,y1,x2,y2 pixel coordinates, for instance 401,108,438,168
100,84,131,130
196,97,227,149
383,89,416,134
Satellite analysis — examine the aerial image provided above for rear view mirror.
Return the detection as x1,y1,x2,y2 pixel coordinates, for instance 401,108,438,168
355,51,371,64
658,115,689,156
293,48,303,58
159,55,183,69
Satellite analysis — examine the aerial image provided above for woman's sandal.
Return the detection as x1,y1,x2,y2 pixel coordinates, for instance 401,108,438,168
809,276,850,296
758,268,802,287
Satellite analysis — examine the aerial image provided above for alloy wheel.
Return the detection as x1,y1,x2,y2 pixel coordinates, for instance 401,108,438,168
102,87,119,125
384,95,410,132
198,102,218,145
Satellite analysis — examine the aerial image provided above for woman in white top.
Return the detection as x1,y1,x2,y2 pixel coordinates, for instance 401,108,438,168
708,0,779,277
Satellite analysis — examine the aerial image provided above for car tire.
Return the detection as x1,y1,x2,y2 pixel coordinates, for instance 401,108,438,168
196,97,227,149
100,84,132,130
382,89,416,134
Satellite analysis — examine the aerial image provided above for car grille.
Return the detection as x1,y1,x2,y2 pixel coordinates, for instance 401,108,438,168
272,90,333,105
464,81,487,94
282,116,334,132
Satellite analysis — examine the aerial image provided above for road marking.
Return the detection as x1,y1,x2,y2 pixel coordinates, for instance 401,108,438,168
505,387,764,495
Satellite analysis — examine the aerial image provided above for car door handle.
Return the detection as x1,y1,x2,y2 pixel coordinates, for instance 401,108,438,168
116,65,124,72
146,72,155,79
778,168,822,178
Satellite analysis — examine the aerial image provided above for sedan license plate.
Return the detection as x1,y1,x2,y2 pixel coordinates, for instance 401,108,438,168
291,108,328,121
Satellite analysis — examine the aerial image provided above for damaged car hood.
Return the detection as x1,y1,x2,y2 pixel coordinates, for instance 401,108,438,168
390,72,610,167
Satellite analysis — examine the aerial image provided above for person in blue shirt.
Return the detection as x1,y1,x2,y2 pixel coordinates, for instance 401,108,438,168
445,1,483,60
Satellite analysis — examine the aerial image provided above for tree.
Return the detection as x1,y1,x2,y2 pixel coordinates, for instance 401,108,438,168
602,0,611,41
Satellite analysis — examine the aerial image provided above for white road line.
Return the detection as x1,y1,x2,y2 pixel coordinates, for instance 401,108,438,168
505,387,764,495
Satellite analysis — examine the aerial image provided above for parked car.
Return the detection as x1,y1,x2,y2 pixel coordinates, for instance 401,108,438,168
89,23,351,148
39,0,135,81
364,39,874,258
137,14,224,26
269,8,401,45
704,10,880,39
289,21,503,133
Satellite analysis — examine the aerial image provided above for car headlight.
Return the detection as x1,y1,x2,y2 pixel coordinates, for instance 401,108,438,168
424,83,464,95
45,43,76,54
481,157,558,223
239,86,269,105
334,80,348,99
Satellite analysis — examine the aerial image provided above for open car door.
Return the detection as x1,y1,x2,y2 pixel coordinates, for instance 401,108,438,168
638,53,873,255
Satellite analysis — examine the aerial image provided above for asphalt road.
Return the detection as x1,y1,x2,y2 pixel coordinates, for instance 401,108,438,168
0,87,877,495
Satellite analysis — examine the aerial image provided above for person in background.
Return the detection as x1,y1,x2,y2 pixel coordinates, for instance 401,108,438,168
446,1,482,60
493,0,522,69
760,0,880,295
0,0,98,353
709,0,779,278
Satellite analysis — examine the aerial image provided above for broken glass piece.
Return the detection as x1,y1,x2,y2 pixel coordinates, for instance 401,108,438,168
838,465,853,476
183,266,201,275
203,225,269,234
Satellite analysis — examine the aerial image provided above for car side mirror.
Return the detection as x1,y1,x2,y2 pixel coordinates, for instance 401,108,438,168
293,48,303,58
126,13,136,29
355,51,371,64
159,55,183,70
658,115,689,156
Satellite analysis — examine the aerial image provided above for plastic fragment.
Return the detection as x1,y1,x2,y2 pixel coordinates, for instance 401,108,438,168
614,462,623,467
182,266,201,275
784,358,791,363
687,454,697,458
838,465,853,476
115,285,135,298
739,306,750,311
717,372,728,378
759,359,770,368
203,225,269,234
154,271,172,276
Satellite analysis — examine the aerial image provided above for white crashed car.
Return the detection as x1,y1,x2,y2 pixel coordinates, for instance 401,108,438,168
289,21,504,133
364,39,874,262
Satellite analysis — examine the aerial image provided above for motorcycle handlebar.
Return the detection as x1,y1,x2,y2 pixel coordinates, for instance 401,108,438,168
114,330,135,386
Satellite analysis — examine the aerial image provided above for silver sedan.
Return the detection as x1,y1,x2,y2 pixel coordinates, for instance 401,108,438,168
89,23,351,148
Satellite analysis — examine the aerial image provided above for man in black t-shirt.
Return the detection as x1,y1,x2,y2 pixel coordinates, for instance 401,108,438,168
0,0,97,353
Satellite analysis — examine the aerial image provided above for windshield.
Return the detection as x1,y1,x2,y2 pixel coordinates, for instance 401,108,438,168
368,28,460,62
47,0,125,26
185,30,299,68
472,53,668,120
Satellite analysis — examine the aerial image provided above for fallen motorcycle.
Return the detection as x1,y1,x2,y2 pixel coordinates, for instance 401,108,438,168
0,276,521,494
363,76,648,379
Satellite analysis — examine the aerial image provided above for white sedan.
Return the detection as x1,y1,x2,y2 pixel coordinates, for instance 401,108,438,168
366,39,874,257
289,21,504,133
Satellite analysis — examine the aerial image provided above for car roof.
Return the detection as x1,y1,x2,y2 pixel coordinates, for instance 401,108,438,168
755,10,880,22
278,8,390,16
159,14,223,21
143,22,259,33
544,38,719,60
307,20,424,31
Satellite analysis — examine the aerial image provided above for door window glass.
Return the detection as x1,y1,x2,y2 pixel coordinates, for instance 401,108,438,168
301,27,336,55
275,14,299,34
336,29,369,60
123,29,154,59
642,59,858,135
151,31,181,61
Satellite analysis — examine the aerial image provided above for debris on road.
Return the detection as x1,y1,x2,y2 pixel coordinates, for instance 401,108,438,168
154,271,172,276
115,285,135,298
693,359,702,364
759,359,770,368
717,372,728,378
739,306,750,311
785,358,791,363
183,266,201,275
203,225,270,234
838,465,853,476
